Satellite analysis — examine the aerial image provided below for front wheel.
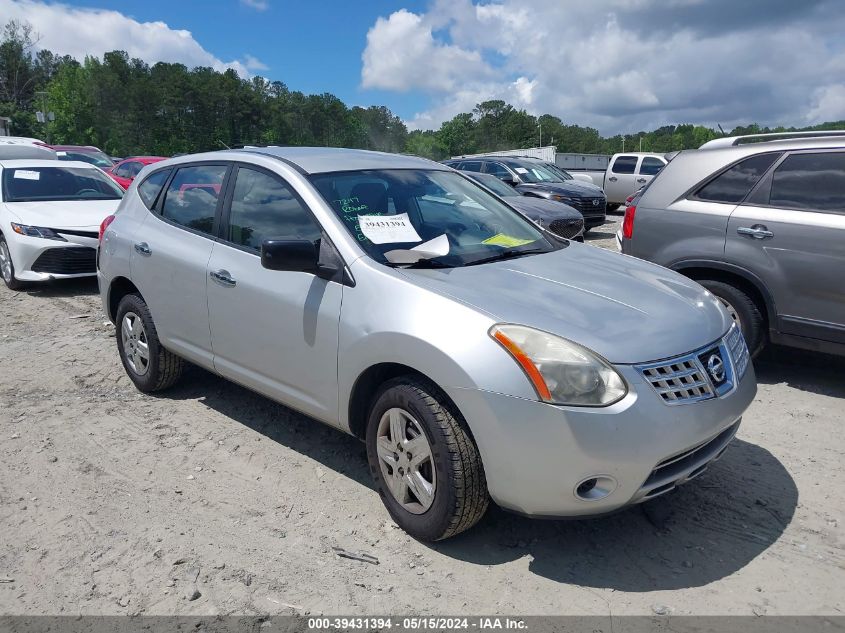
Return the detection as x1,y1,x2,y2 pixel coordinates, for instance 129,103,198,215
0,235,23,290
115,293,184,392
366,377,489,541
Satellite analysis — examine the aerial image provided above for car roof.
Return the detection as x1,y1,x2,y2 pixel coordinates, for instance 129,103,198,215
50,145,103,151
0,145,58,161
231,146,446,174
121,156,167,163
0,159,98,169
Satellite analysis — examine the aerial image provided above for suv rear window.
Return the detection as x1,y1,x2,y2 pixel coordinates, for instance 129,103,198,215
612,156,637,174
695,153,780,204
769,152,845,212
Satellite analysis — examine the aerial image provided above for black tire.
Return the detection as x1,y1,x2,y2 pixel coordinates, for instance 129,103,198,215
698,279,766,356
115,293,183,392
0,234,24,290
606,203,621,213
366,376,489,541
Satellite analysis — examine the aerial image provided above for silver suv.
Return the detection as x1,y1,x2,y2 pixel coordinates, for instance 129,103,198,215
98,147,755,540
621,132,845,357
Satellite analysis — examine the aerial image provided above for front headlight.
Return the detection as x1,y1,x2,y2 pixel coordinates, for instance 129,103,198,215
551,194,574,203
10,223,67,241
490,324,627,406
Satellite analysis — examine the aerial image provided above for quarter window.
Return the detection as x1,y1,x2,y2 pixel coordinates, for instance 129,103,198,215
769,152,845,212
227,167,321,251
695,153,780,204
612,156,638,174
639,157,665,176
160,164,227,236
137,169,171,209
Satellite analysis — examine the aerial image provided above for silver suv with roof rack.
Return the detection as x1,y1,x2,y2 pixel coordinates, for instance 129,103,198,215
621,131,845,357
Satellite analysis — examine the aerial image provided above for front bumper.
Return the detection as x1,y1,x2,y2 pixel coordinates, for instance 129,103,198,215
7,232,98,281
447,362,756,517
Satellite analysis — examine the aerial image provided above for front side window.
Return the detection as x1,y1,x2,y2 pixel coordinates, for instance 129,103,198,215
311,169,560,268
768,152,845,212
1,166,124,202
125,162,144,177
160,164,227,236
612,156,638,174
639,157,665,176
227,167,321,251
460,161,482,172
114,163,131,178
137,169,171,209
695,153,780,204
484,162,511,180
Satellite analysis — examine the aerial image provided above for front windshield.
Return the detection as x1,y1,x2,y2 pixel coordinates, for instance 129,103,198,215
543,163,574,181
471,173,519,197
58,150,114,169
311,169,561,268
2,166,124,202
509,162,563,184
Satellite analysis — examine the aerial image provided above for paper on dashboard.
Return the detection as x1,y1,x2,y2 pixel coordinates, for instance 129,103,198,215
384,234,450,264
358,213,422,244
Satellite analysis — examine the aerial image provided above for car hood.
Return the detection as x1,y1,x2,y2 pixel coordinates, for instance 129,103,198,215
517,180,604,197
3,199,120,229
506,196,582,221
400,244,732,364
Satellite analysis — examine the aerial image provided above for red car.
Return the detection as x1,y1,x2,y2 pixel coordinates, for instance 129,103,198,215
106,156,167,189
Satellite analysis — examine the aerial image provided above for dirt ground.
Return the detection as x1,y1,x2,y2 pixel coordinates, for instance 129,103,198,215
1,212,842,616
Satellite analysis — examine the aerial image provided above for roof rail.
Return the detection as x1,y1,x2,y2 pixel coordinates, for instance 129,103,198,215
699,130,845,150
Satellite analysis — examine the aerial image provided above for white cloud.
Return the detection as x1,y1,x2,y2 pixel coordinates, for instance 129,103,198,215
0,0,267,77
362,0,845,133
240,0,269,11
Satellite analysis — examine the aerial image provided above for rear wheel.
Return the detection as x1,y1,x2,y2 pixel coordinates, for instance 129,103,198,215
0,235,23,290
366,377,488,541
698,279,765,356
115,293,183,392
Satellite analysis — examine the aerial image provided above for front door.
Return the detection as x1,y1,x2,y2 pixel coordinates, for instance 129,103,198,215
206,164,343,424
726,150,845,344
605,155,638,203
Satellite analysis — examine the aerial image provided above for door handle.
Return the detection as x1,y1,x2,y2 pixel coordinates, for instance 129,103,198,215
133,242,151,256
636,177,647,183
737,225,774,239
608,176,618,182
209,269,236,287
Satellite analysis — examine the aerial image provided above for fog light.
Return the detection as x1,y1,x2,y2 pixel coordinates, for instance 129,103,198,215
574,475,617,501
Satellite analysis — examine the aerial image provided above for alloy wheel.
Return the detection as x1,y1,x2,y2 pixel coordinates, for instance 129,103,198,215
717,296,743,331
376,407,437,514
0,241,12,283
121,312,150,376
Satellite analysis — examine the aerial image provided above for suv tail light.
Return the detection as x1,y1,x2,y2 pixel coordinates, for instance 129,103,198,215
622,205,636,240
99,215,116,243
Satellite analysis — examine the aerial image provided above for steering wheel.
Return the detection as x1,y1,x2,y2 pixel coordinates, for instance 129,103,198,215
75,188,99,196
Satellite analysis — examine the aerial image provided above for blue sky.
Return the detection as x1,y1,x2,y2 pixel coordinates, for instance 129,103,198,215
3,0,844,133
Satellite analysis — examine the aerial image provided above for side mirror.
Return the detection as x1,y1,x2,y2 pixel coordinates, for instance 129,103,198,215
261,239,319,273
500,177,518,187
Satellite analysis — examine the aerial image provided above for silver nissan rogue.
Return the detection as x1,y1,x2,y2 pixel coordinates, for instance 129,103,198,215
98,147,756,541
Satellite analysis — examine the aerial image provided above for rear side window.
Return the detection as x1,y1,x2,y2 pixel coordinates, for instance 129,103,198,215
160,164,227,236
137,169,171,209
769,152,845,212
226,167,321,251
695,153,780,204
460,161,482,172
612,156,638,174
639,157,665,176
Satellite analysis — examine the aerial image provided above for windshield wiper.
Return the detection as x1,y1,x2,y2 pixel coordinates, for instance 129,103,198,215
464,248,547,266
401,259,452,269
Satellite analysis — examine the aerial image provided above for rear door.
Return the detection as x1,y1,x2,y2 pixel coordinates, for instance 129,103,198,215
129,162,230,367
726,150,845,344
604,155,638,203
634,156,666,193
206,163,343,423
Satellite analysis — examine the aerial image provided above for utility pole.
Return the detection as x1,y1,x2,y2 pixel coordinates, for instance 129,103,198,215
35,91,53,144
639,135,643,152
538,122,542,148
622,137,625,152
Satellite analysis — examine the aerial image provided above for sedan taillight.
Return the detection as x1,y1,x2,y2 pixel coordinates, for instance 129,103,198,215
622,205,636,240
99,215,116,243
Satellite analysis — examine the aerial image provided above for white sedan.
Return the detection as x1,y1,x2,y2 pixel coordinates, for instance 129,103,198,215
0,159,123,290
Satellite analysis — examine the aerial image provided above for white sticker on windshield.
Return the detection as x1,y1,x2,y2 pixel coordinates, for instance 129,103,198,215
13,170,40,180
358,213,422,244
514,167,528,174
56,151,67,156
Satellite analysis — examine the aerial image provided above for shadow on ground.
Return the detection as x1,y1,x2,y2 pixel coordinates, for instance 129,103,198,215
753,344,845,399
158,361,797,593
23,277,100,298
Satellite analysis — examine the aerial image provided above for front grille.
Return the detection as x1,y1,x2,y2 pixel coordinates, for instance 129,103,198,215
635,325,749,406
54,228,98,239
31,247,96,275
640,358,715,404
548,217,584,239
567,197,607,216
